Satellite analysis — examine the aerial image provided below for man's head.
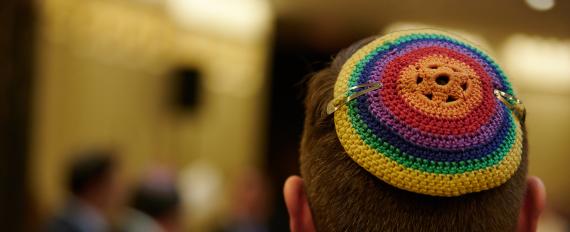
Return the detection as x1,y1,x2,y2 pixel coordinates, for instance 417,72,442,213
284,32,545,232
67,149,122,210
129,168,181,231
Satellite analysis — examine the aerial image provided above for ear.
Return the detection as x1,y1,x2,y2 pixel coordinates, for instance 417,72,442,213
284,176,316,232
517,176,546,232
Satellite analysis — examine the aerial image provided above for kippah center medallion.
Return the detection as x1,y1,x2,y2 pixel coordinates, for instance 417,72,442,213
398,55,484,118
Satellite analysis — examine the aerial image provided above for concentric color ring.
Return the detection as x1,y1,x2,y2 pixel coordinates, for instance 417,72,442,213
333,29,523,196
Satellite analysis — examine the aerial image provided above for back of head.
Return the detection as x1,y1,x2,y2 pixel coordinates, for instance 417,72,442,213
130,186,180,220
68,149,116,197
129,167,181,227
300,31,528,231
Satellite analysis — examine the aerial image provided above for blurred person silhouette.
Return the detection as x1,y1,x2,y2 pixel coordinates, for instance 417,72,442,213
284,30,546,232
216,168,271,232
122,167,181,232
47,149,122,232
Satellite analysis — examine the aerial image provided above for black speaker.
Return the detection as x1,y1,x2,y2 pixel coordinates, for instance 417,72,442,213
171,68,201,111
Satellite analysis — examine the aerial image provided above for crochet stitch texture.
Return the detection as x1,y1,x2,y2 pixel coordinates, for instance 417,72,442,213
333,29,523,197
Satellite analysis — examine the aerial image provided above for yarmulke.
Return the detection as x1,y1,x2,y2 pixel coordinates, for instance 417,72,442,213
330,29,525,197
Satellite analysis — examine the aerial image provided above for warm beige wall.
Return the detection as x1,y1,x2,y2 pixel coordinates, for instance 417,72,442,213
31,0,272,230
519,92,570,209
501,36,570,211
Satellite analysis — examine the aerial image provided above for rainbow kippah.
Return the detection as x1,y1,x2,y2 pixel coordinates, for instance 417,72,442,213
330,29,525,197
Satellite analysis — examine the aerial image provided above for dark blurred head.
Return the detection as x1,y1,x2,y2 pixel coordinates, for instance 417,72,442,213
66,148,122,211
130,185,180,219
130,169,181,231
68,149,116,196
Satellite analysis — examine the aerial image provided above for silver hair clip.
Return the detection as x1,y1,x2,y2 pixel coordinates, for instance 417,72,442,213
327,82,383,115
494,89,526,122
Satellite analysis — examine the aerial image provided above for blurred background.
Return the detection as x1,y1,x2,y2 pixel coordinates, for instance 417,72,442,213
1,0,569,231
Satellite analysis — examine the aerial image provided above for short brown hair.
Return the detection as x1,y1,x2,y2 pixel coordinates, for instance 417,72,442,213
299,37,528,232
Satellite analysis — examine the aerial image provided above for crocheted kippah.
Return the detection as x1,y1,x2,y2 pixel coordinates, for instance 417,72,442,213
330,29,525,197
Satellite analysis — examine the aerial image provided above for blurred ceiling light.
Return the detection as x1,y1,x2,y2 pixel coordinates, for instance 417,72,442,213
525,0,556,11
501,34,570,91
166,0,272,43
384,22,492,51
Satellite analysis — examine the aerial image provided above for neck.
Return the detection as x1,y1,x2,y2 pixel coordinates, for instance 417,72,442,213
77,192,106,214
